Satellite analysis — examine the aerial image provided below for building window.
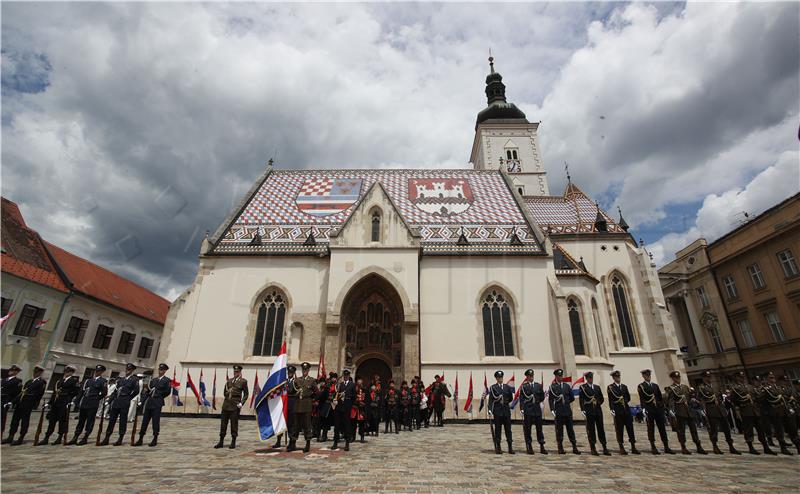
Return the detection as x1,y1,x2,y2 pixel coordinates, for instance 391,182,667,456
13,304,46,337
764,311,785,342
747,264,766,290
81,367,94,381
777,249,799,278
505,149,518,160
371,211,381,242
722,275,738,300
1,297,12,317
253,289,287,356
63,316,89,344
736,319,756,348
696,286,710,308
92,324,115,349
481,288,515,357
117,331,136,354
567,299,586,356
137,337,154,358
709,324,723,353
611,276,637,347
47,364,65,391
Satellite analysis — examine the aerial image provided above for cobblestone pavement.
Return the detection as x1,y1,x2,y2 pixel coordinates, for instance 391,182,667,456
1,414,798,493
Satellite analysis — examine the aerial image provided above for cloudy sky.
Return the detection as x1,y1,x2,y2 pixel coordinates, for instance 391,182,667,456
2,2,798,300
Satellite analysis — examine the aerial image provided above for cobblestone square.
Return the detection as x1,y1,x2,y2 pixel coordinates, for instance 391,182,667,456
1,414,798,493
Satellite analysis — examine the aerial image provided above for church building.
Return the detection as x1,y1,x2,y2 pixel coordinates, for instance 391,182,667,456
159,59,683,410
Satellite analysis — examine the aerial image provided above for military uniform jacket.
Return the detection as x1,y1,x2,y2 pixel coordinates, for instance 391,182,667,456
291,375,316,414
79,376,108,410
696,383,725,417
145,375,172,410
50,375,80,408
579,383,605,416
316,384,333,417
385,388,398,408
761,384,787,417
334,380,356,409
488,383,513,418
731,383,760,417
607,382,631,416
18,377,47,409
222,376,249,412
637,381,665,412
1,376,22,406
520,381,544,417
665,384,692,418
548,382,574,417
110,375,140,410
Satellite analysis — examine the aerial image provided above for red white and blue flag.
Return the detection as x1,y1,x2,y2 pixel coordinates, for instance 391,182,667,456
571,375,585,397
464,373,474,414
478,373,489,413
452,373,459,417
171,370,183,407
296,178,363,217
186,371,202,405
250,371,260,408
211,370,217,411
198,369,212,407
255,342,289,441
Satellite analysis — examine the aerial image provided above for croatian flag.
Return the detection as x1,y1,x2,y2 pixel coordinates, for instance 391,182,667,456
186,371,202,405
211,370,217,411
254,342,288,441
250,371,260,408
510,381,523,410
199,369,212,408
0,311,15,327
452,373,459,417
171,370,183,407
464,373,474,414
478,373,489,413
571,375,585,397
317,351,326,380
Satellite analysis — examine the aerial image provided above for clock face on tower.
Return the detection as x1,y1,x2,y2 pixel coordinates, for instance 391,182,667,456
506,160,521,173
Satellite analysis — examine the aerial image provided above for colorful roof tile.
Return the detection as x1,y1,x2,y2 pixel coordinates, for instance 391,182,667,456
525,183,626,235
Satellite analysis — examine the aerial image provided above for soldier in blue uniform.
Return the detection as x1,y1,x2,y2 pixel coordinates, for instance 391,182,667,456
579,371,610,455
100,363,140,446
607,370,639,455
67,364,108,445
135,363,172,447
549,368,580,455
1,364,22,435
331,368,356,451
39,364,80,445
4,365,46,445
488,370,514,454
519,368,547,455
637,368,675,455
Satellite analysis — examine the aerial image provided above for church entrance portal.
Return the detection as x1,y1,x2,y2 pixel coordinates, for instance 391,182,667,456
355,358,393,387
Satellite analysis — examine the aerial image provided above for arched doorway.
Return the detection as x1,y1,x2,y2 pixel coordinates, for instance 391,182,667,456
356,357,393,387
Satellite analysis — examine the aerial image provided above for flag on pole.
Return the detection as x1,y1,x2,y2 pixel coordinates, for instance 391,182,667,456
250,371,261,408
211,370,217,411
571,375,585,397
199,369,212,407
464,372,474,414
452,372,459,417
186,371,202,405
170,369,183,407
317,350,326,380
254,341,289,441
0,311,15,327
32,319,49,335
479,372,489,413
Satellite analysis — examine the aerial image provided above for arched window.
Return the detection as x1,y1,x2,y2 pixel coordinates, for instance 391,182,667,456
253,289,287,356
567,298,586,355
481,289,515,356
611,275,637,347
371,211,381,242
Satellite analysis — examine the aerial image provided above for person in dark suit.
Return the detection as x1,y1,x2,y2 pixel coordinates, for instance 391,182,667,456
4,365,46,445
607,370,639,455
579,371,610,456
331,368,356,451
100,363,139,446
549,368,579,455
1,364,23,435
637,368,674,455
39,365,80,445
68,364,108,445
519,368,546,455
134,363,172,447
488,370,514,454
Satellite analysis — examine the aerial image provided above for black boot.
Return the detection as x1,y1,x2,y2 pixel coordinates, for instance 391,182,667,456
572,443,581,455
590,444,599,456
51,434,64,445
344,441,350,452
148,435,158,447
273,436,282,448
229,437,237,450
712,442,723,455
631,443,640,455
66,434,79,446
320,431,328,442
526,442,534,455
664,444,676,454
214,435,224,449
113,435,124,446
76,434,88,446
696,443,707,455
650,442,660,455
1,436,12,444
286,439,297,452
331,441,339,450
133,434,144,447
36,434,51,446
540,444,548,455
680,443,691,455
746,442,760,455
11,436,24,446
619,443,628,455
602,445,611,456
360,435,365,444
727,441,740,455
507,442,515,454
557,442,566,455
763,442,777,455
303,440,310,453
779,443,793,455
495,441,502,454
99,434,111,446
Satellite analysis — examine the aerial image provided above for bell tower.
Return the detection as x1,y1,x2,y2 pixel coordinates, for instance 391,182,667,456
469,55,549,196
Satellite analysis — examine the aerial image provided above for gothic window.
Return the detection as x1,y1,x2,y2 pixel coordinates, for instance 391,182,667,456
567,298,586,356
611,275,637,348
371,210,381,242
481,288,515,357
253,289,286,356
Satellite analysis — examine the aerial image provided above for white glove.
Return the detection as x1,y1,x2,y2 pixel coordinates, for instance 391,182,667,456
581,410,586,417
237,403,243,409
551,411,556,418
610,410,616,417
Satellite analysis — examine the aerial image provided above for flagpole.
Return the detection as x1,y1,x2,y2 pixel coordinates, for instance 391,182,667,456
183,368,189,414
169,369,174,413
197,369,202,415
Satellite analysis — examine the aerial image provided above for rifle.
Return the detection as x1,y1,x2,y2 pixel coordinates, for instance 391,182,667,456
62,403,70,445
130,402,140,446
33,401,48,446
95,399,107,446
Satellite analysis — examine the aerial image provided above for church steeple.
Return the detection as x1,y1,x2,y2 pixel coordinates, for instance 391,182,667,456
475,55,527,127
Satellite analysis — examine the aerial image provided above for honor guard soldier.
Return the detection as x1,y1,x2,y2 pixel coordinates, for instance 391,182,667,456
487,370,514,454
607,370,639,455
549,369,579,455
3,365,46,445
316,373,336,442
135,363,172,447
762,371,794,455
579,371,610,456
430,376,450,427
384,380,400,434
100,363,140,446
696,370,739,455
39,364,80,445
1,364,23,435
215,364,248,450
730,371,775,455
637,369,674,454
285,365,299,448
289,362,317,453
68,364,108,445
331,368,356,451
520,369,547,455
665,370,707,455
778,374,800,453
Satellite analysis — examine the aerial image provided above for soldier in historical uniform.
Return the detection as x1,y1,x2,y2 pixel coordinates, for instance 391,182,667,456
778,374,800,453
730,371,775,455
289,362,316,452
135,363,172,447
761,371,794,455
39,364,80,445
578,371,610,456
354,379,368,443
488,370,514,454
3,365,46,445
331,368,355,451
519,368,546,455
607,370,638,455
316,372,336,442
100,363,140,446
696,370,739,455
409,385,421,430
384,380,399,434
637,368,674,454
753,375,775,446
399,381,412,431
214,364,248,450
549,368,579,455
664,370,707,455
368,382,381,436
1,364,22,435
430,376,451,427
67,364,108,445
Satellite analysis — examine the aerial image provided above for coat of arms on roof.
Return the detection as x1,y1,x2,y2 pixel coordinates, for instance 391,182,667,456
408,178,474,217
295,178,363,217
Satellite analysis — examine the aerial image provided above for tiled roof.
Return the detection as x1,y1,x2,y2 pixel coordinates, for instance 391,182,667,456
552,242,598,283
525,183,625,235
1,198,68,293
214,169,544,255
44,242,169,325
